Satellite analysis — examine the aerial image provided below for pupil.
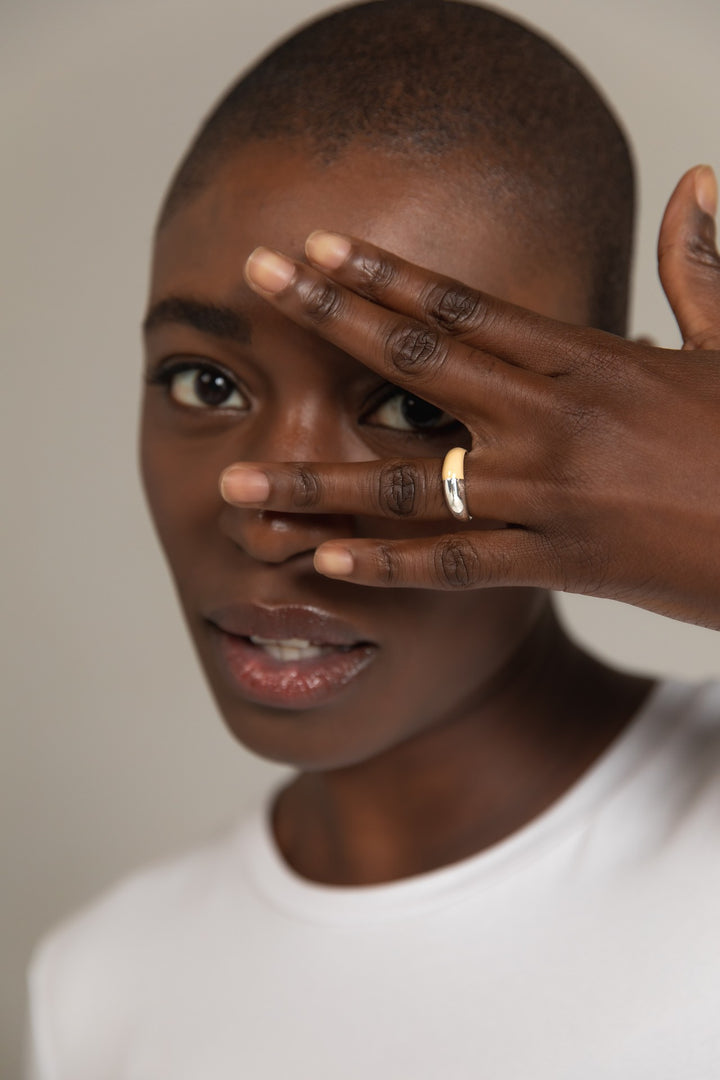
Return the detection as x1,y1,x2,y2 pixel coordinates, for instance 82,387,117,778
196,368,232,406
401,394,443,428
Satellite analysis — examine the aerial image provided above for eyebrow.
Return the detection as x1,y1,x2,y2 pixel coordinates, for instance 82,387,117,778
142,297,252,344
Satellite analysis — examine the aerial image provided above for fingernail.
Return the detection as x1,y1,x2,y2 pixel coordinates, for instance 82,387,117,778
245,248,296,293
695,165,717,218
314,545,355,577
305,231,352,270
220,466,270,503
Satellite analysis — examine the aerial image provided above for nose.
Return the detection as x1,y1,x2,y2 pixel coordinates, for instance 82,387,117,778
218,400,358,565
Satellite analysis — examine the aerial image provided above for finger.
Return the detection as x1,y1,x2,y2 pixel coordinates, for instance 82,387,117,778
311,529,551,590
303,230,612,376
244,248,544,422
219,454,522,524
658,164,720,350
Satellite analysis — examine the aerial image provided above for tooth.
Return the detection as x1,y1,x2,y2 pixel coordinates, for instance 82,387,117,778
248,636,327,661
250,636,312,648
264,643,324,662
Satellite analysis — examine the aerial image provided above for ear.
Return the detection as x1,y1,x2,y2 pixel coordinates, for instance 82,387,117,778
657,165,720,350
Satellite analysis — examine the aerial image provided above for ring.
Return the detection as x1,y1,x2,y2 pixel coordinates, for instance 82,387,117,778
442,447,472,521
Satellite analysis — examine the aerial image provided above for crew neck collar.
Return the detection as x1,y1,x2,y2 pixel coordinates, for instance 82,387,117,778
238,679,693,925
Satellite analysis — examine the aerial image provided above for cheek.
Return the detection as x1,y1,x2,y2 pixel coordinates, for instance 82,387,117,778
375,588,549,761
214,586,546,772
382,586,546,698
139,401,223,567
139,396,547,768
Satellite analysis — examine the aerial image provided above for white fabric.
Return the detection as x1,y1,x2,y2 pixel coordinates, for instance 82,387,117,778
26,680,720,1079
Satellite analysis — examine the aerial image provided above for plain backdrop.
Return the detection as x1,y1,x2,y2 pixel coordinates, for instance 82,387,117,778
2,0,719,1074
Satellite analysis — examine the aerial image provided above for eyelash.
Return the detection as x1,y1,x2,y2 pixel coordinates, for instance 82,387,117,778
147,359,460,436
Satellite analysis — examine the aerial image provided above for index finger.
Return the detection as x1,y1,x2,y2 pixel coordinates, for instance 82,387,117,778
244,247,546,424
304,231,613,375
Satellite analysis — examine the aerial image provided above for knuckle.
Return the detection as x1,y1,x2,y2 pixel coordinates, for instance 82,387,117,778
533,447,585,503
425,283,485,335
564,341,618,380
538,369,608,441
683,321,720,351
354,253,397,300
541,527,608,596
536,530,574,591
686,231,720,271
385,323,446,375
433,536,481,589
375,543,399,586
555,394,600,438
376,461,420,517
290,465,322,509
300,278,344,324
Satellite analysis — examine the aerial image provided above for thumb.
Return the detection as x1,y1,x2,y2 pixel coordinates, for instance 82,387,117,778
657,164,720,350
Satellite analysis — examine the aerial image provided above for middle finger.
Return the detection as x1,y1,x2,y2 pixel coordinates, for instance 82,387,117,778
244,247,543,424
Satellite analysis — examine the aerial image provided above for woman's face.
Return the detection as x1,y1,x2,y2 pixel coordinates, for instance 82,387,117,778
141,141,588,769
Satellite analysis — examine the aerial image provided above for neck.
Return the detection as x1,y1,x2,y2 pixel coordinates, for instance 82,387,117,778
273,604,653,886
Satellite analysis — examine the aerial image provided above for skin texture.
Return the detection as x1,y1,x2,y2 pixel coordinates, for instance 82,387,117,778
228,165,720,631
142,140,651,886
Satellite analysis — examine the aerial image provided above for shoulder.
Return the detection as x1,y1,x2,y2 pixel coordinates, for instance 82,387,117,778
622,679,720,800
586,679,720,874
638,678,720,743
661,679,720,807
26,811,261,1077
33,818,239,969
653,679,720,760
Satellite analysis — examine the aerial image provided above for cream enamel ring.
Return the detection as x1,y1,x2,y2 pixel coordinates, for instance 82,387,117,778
442,447,472,521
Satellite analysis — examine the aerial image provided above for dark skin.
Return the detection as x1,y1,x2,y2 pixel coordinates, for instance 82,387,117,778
142,140,651,887
226,164,720,631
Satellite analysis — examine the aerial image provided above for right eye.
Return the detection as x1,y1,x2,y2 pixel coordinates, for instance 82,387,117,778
154,363,249,411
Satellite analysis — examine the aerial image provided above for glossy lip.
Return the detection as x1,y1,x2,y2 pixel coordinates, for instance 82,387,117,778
206,601,375,646
205,602,378,710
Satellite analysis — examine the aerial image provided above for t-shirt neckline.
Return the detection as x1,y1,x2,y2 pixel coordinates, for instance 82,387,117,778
240,678,692,925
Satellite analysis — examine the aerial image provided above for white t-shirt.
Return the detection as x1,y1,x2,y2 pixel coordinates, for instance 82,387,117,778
26,680,720,1079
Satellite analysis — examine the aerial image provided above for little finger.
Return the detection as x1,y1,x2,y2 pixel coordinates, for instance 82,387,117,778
312,528,551,590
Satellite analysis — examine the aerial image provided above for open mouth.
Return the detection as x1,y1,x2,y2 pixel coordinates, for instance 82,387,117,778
247,635,357,663
205,604,378,709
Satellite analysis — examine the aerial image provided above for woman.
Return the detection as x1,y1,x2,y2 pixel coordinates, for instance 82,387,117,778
27,2,720,1076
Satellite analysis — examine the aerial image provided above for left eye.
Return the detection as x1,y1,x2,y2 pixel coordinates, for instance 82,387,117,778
366,390,457,432
166,365,247,410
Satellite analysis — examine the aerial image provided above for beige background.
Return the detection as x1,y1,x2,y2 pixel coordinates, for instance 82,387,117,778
2,0,719,1074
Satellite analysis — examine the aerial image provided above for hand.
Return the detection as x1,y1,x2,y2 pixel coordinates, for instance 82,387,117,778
223,165,720,630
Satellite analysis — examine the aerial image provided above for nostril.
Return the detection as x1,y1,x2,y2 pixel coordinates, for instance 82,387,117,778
218,502,355,566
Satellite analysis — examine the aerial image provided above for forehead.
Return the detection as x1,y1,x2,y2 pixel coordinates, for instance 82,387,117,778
150,140,590,323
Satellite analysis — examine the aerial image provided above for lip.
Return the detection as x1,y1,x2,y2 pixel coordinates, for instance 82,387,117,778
205,602,378,709
207,601,373,647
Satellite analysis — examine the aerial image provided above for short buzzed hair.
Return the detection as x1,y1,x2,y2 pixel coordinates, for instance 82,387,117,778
158,0,635,334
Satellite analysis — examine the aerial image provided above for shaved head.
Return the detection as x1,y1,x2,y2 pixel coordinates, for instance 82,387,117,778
158,0,635,333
